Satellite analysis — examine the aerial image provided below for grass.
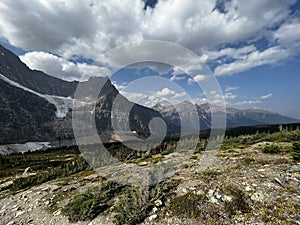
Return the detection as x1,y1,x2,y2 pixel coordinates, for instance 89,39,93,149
241,157,256,165
169,184,250,221
222,129,300,150
9,156,90,192
62,180,125,222
59,178,179,224
0,147,79,179
262,144,282,154
198,169,221,179
113,179,179,225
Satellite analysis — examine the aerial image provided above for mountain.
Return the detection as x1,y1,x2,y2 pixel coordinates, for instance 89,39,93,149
0,45,168,146
153,101,211,131
0,44,298,148
154,102,299,130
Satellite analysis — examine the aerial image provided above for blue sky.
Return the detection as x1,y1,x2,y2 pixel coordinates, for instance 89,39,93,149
0,0,299,118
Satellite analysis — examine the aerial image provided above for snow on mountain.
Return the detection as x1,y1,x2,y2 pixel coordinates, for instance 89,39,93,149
0,142,52,155
0,73,85,118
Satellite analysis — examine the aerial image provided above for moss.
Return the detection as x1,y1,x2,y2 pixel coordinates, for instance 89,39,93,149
241,157,255,165
236,144,249,149
199,169,221,179
170,193,205,218
190,155,199,160
180,163,190,169
221,185,250,217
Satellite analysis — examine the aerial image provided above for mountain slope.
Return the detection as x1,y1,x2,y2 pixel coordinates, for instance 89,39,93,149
0,45,78,97
154,102,299,131
0,45,169,146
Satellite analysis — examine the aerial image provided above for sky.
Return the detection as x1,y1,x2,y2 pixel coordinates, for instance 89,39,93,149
0,0,299,118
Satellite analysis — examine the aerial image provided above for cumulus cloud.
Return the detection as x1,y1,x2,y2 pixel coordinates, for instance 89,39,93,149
0,0,298,79
119,91,148,103
20,51,110,81
119,87,187,107
145,0,294,50
214,46,289,76
187,74,207,85
274,20,300,46
154,88,186,99
225,92,237,100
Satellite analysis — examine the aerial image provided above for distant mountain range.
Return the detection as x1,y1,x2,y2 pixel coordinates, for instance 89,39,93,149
0,45,298,147
153,101,299,131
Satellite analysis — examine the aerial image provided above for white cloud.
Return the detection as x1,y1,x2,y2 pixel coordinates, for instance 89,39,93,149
232,100,262,106
155,87,186,99
20,51,110,81
169,66,186,81
119,91,148,103
228,93,272,107
225,92,237,100
187,74,207,85
225,86,239,92
0,0,296,57
259,93,272,100
194,74,207,82
205,45,256,60
274,20,300,46
214,46,289,76
145,0,294,50
0,0,298,79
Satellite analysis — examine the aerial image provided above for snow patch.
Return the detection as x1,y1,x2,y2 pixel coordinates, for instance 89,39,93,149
0,142,52,155
0,73,86,118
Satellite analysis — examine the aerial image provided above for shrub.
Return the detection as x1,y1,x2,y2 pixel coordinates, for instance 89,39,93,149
262,144,282,154
114,180,178,225
62,181,124,222
10,157,90,191
199,169,221,179
291,142,300,160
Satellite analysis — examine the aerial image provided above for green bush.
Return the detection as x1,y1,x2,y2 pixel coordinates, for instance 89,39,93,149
199,169,221,178
114,180,178,225
10,157,90,191
291,142,300,160
62,181,124,222
262,144,282,154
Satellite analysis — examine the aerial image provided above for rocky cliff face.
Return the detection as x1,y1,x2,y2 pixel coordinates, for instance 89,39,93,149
0,45,167,146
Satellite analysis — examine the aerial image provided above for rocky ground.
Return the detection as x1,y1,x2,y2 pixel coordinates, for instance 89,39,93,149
0,141,300,225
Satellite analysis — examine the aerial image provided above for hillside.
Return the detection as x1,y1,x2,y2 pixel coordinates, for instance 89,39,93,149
0,127,299,224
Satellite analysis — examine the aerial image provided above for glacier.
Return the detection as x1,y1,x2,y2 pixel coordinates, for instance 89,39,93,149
0,142,52,155
0,73,86,118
